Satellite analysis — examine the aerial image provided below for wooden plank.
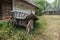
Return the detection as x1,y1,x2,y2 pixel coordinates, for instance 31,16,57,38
0,2,2,20
13,12,28,19
18,20,27,27
1,0,12,19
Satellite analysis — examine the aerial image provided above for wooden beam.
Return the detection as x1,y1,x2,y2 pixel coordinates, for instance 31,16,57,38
0,0,2,20
12,0,14,10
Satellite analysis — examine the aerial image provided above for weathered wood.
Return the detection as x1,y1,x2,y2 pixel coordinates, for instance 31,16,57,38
26,14,38,21
0,0,38,34
0,0,38,20
11,11,28,19
19,20,27,27
13,0,35,14
0,0,12,20
26,19,34,33
8,17,16,27
30,19,34,29
20,0,38,9
0,1,2,20
14,19,28,27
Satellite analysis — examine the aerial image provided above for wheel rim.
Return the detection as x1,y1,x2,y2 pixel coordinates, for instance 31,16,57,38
8,18,16,27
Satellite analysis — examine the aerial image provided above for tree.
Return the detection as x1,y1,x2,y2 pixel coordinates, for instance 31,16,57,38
34,0,50,15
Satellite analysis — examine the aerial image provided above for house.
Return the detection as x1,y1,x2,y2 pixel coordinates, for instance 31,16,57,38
0,0,38,20
45,0,60,15
45,4,59,15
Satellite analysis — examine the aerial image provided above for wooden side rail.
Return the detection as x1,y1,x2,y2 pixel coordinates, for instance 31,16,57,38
11,11,28,19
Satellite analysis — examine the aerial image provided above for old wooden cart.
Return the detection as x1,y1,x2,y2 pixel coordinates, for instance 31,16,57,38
8,11,38,33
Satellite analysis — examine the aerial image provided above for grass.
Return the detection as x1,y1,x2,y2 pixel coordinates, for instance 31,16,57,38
43,15,60,40
0,16,47,40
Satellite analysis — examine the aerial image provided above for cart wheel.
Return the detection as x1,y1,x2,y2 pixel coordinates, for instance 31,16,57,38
8,18,16,27
30,22,33,30
8,19,13,27
26,26,30,34
26,19,34,33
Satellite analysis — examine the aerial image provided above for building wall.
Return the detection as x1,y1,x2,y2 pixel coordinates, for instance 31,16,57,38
45,11,60,15
0,0,36,20
2,0,12,19
0,2,2,20
13,0,35,14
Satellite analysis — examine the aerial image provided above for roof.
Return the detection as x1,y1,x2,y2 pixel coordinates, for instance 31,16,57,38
20,0,39,9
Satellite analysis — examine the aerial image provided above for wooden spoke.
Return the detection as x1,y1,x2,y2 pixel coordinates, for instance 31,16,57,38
8,17,16,27
30,19,34,29
26,19,34,33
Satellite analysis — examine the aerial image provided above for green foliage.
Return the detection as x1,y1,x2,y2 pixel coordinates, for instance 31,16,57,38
53,0,57,5
0,17,47,40
34,16,47,33
35,0,50,15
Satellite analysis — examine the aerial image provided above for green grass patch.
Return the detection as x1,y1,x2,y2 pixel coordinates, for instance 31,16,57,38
0,16,47,40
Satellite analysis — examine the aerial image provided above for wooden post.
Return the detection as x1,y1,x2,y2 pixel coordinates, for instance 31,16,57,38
12,0,16,11
0,1,2,20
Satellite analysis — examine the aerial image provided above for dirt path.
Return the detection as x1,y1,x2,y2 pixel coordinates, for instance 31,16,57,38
44,15,60,40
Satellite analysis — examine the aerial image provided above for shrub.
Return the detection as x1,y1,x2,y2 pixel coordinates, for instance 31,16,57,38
0,16,47,40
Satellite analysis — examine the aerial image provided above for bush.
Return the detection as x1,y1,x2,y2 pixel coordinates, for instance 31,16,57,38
30,16,47,35
0,17,47,40
35,8,45,16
